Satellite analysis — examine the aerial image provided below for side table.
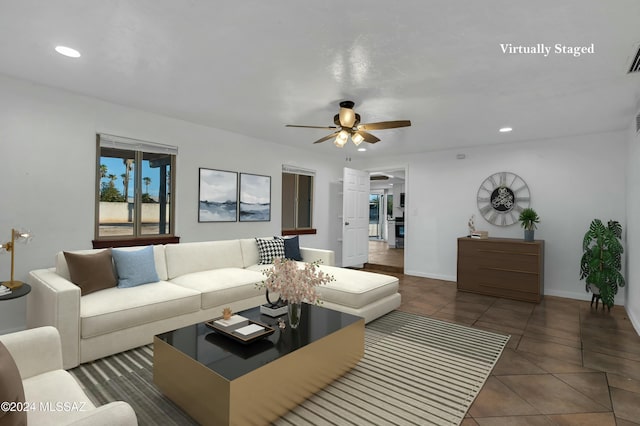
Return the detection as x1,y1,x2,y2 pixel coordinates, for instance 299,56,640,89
0,283,31,301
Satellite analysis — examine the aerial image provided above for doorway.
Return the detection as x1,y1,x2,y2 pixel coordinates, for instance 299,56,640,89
366,168,407,273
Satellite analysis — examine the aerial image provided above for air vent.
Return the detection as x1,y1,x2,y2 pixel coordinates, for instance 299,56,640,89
629,44,640,74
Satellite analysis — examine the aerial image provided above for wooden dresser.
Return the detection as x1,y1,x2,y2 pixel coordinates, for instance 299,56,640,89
457,237,544,303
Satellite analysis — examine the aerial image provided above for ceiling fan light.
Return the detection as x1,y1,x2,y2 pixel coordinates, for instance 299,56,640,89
352,133,364,146
339,108,356,128
334,136,347,147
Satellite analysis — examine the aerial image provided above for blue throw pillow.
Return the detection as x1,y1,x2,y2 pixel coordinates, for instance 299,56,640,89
111,246,159,288
276,236,303,261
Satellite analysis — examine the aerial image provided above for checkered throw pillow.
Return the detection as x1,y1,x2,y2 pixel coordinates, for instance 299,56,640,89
255,237,285,264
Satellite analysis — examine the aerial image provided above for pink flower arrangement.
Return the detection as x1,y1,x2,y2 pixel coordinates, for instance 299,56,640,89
259,258,334,304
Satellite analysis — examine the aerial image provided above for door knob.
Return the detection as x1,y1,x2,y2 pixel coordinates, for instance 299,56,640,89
345,222,350,226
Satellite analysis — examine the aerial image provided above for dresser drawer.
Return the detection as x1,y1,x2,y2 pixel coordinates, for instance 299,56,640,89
457,237,544,303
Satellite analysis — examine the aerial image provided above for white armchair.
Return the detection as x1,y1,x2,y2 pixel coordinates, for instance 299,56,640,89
0,326,137,425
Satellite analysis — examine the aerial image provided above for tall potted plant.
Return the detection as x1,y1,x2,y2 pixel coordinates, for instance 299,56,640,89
518,208,540,241
579,219,625,310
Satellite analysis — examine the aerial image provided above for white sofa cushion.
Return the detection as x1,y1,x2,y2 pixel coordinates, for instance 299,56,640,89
80,281,201,339
318,266,398,309
55,245,168,281
23,370,95,424
165,240,244,279
240,238,260,267
170,268,265,309
245,263,398,309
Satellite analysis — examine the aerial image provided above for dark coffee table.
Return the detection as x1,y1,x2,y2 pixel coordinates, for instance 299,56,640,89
154,304,364,426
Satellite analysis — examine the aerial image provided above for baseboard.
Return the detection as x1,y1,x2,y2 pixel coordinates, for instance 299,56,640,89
543,289,592,301
363,263,404,274
404,270,456,282
626,307,640,336
543,289,628,307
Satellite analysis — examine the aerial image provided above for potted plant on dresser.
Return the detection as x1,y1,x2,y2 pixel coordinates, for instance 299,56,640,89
579,219,626,311
518,208,540,242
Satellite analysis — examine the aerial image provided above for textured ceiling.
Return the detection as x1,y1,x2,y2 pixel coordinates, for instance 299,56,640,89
1,1,639,158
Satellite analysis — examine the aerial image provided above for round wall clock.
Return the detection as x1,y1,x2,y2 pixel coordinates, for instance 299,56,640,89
477,172,530,226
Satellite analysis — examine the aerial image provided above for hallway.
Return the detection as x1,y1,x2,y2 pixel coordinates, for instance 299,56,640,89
366,239,404,273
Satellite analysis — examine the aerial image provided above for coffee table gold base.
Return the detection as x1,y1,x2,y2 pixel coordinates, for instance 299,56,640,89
154,318,364,426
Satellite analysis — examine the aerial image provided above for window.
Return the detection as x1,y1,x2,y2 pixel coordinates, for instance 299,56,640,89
95,134,177,240
282,165,315,234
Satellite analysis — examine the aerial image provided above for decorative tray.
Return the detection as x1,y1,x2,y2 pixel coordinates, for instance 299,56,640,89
205,332,274,358
205,317,275,345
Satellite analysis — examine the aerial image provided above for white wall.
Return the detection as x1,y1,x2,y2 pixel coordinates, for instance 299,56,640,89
364,131,628,303
626,113,640,332
0,74,343,332
1,72,635,332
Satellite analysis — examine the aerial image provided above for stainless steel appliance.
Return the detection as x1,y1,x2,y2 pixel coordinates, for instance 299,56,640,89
395,217,404,248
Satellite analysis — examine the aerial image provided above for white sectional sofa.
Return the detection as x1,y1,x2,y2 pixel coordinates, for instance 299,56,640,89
27,238,401,369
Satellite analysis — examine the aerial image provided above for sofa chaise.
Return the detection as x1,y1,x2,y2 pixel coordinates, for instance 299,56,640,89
27,238,401,369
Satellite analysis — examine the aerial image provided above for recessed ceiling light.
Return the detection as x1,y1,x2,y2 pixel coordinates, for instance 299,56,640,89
55,46,81,58
357,147,367,152
499,127,513,133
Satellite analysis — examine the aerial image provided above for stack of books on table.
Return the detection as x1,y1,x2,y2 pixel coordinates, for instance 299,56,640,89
470,230,489,239
210,314,271,341
213,315,249,331
232,323,267,339
0,285,12,296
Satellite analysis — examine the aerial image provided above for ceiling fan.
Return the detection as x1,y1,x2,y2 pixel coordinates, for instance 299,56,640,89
285,100,411,147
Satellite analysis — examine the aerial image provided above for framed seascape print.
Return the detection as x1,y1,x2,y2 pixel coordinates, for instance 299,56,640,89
198,168,238,222
239,173,271,222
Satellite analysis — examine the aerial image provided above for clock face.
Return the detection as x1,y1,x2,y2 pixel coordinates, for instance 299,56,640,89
477,172,530,226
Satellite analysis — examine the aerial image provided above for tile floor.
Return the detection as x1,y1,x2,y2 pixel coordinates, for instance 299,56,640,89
367,240,404,272
88,243,636,424
367,268,640,425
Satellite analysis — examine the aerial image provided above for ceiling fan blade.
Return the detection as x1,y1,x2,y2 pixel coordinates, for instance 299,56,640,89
312,132,340,144
357,120,412,131
286,124,338,130
356,130,381,144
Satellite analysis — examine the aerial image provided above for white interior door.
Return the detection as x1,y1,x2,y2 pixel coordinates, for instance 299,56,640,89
342,167,369,267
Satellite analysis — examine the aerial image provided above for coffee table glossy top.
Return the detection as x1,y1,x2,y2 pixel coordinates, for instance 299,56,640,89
155,304,361,381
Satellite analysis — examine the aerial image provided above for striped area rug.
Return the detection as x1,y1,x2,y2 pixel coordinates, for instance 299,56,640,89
70,310,509,426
